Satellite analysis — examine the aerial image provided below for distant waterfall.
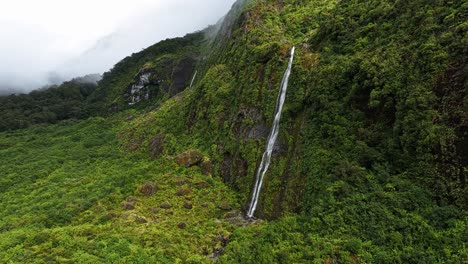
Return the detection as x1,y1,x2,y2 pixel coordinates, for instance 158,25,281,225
247,47,295,218
189,70,198,88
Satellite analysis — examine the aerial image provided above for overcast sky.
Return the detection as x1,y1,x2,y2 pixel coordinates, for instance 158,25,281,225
0,0,236,93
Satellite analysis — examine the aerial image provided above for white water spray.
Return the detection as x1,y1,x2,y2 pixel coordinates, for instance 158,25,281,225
247,47,295,218
189,70,198,88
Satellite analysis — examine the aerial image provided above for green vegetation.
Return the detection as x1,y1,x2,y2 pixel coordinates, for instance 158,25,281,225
89,32,207,113
0,79,97,131
0,0,466,263
0,117,240,262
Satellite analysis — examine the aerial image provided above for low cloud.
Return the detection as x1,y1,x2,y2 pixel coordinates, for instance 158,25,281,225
0,0,236,94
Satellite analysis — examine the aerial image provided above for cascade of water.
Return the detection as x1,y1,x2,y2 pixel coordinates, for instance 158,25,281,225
189,70,198,88
247,47,295,218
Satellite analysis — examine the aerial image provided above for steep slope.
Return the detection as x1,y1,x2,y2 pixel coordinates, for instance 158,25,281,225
125,0,466,216
118,0,467,262
0,0,466,263
87,31,207,113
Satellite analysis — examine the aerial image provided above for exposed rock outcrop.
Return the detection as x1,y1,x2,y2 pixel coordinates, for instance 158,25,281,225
175,150,204,167
138,181,158,196
127,68,155,105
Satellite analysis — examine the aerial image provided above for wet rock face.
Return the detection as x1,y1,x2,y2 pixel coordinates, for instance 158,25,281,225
124,55,198,106
233,107,269,141
220,153,248,184
127,68,155,105
169,57,197,96
248,120,269,140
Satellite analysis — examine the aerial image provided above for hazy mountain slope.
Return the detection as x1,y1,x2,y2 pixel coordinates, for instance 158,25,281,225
0,77,99,131
87,31,207,113
116,0,467,262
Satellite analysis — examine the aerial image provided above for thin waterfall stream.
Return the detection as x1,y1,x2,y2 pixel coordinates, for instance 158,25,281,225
189,70,198,88
247,47,295,218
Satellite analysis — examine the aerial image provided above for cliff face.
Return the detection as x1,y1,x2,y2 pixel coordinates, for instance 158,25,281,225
114,0,467,220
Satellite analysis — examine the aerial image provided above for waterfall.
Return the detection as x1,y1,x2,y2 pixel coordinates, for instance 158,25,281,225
189,70,198,88
247,47,295,218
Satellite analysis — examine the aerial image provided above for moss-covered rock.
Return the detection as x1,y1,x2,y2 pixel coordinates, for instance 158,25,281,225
175,150,204,167
138,181,158,196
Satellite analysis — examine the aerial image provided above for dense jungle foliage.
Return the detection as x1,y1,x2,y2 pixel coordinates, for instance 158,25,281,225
0,78,98,131
0,0,466,263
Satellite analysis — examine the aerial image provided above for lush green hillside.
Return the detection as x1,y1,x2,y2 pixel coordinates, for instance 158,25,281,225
0,0,466,263
88,31,208,113
0,116,242,262
0,77,98,131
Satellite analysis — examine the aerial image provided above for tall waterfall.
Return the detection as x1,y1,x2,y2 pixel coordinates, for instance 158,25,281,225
247,47,295,218
189,70,198,88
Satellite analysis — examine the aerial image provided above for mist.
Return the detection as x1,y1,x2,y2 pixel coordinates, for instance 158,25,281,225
0,0,236,94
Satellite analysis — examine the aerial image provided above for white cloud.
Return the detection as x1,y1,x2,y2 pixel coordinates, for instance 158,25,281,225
0,0,236,92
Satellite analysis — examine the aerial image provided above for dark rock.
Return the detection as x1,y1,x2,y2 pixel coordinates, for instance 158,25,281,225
149,136,164,159
169,56,197,96
200,158,213,176
125,68,154,105
233,107,266,140
177,222,187,229
272,139,288,157
247,120,269,140
220,153,248,184
160,202,173,209
123,202,135,211
183,203,193,210
175,150,204,167
138,181,158,196
134,215,148,224
176,187,191,196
